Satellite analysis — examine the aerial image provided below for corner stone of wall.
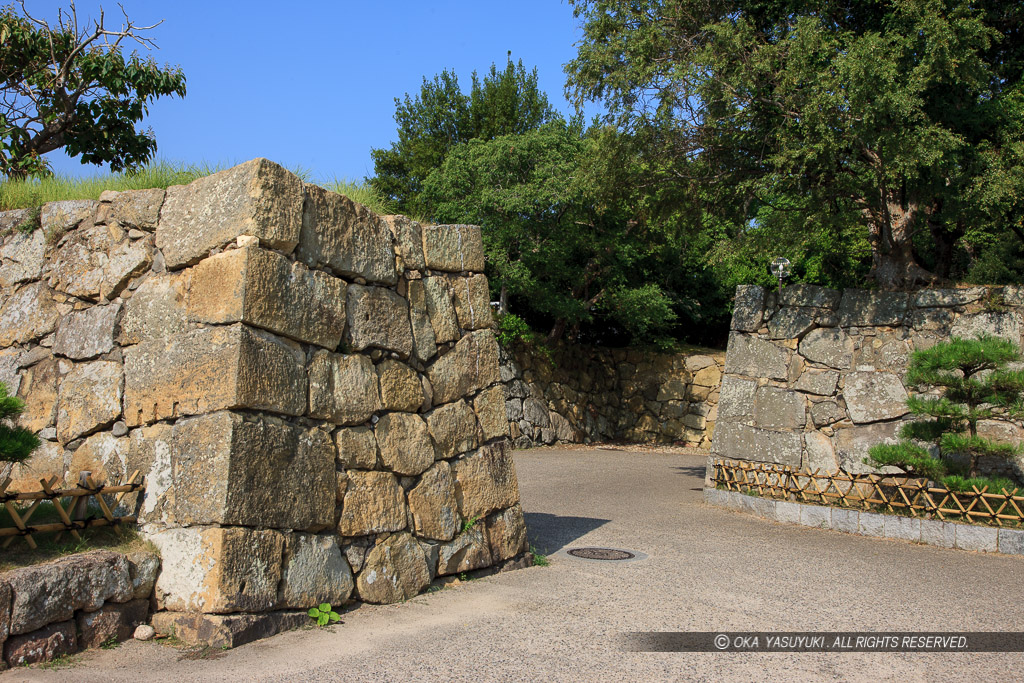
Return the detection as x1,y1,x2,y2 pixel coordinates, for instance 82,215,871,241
712,283,1024,481
0,158,529,648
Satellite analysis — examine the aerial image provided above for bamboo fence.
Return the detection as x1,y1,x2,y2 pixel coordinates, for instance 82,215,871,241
713,459,1024,527
0,470,144,549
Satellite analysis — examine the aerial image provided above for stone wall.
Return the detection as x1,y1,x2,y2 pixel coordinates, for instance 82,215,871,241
0,159,528,645
713,284,1024,480
502,343,725,448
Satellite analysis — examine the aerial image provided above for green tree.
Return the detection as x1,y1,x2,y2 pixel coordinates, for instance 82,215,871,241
0,1,186,178
867,336,1024,483
566,0,1024,289
0,381,38,466
369,57,557,216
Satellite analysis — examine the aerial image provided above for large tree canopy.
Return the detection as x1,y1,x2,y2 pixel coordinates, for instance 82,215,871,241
0,2,186,178
566,0,1024,289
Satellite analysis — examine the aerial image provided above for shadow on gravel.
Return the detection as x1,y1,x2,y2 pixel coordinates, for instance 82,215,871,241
672,464,706,479
524,512,610,555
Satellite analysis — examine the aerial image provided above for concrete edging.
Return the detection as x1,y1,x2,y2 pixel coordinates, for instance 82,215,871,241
704,487,1024,556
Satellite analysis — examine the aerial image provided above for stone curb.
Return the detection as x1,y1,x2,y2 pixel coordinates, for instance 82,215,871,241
704,487,1024,556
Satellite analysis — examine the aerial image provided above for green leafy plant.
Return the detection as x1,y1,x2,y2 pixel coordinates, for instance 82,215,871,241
0,381,38,465
460,515,480,534
307,602,341,627
99,635,120,650
496,313,532,347
529,544,550,567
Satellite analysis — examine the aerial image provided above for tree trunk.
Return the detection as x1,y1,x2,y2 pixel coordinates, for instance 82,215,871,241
545,318,567,345
498,284,508,316
865,192,939,289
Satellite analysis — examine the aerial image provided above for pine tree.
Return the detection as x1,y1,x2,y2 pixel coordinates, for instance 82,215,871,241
0,381,38,465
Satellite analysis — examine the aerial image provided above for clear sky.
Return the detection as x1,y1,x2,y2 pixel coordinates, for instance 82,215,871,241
27,0,598,183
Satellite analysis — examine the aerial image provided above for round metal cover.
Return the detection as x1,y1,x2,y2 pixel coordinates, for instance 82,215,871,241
567,547,635,561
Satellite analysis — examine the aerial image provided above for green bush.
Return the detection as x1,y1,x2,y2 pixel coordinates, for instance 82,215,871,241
0,382,38,465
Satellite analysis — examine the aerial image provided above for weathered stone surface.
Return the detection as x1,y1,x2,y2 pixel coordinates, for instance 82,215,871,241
382,214,425,271
149,610,308,648
103,188,165,229
41,199,96,236
780,284,841,309
17,357,58,432
753,386,805,429
883,515,921,543
833,422,901,474
913,288,985,308
151,526,284,613
355,532,431,604
955,524,998,552
794,369,839,396
298,184,397,284
53,302,121,359
6,550,132,635
377,359,425,412
188,246,347,349
124,324,306,426
921,519,956,548
172,411,334,529
453,442,521,518
843,372,909,424
3,620,77,667
68,432,128,486
712,422,802,467
0,282,58,346
101,236,152,299
450,273,492,330
998,528,1024,555
800,505,831,529
909,307,955,332
550,412,575,442
56,360,122,443
346,284,413,357
423,277,460,344
158,158,304,269
126,552,160,600
717,375,757,421
407,280,438,362
134,624,156,641
486,504,528,563
335,426,378,469
407,462,459,541
426,400,480,457
127,423,174,525
804,432,838,474
308,350,381,425
838,290,909,326
810,399,846,427
693,365,722,388
724,332,790,380
338,470,407,536
47,223,109,299
950,312,1022,343
656,372,690,401
277,533,354,609
0,347,20,397
731,285,765,332
76,599,149,649
3,441,63,493
799,328,854,369
375,413,436,475
428,330,502,404
768,307,816,340
522,397,551,428
118,272,190,344
0,229,45,286
422,224,485,272
436,525,491,576
474,385,510,441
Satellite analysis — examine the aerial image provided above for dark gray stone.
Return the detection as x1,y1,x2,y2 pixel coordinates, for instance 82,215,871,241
810,399,846,427
767,307,816,340
950,312,1022,343
712,422,802,466
753,386,805,429
724,332,790,380
843,372,909,424
779,284,841,309
909,308,955,332
913,288,985,308
794,370,839,396
798,328,853,369
731,285,766,332
717,376,758,421
838,290,909,327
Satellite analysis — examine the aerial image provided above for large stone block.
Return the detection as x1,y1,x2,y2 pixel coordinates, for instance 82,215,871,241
474,385,510,440
53,302,121,360
127,423,174,526
913,288,986,308
450,273,492,330
375,413,436,475
833,422,901,474
427,400,480,457
799,328,854,369
437,526,491,576
767,308,815,340
723,332,791,380
717,375,757,421
453,442,521,519
843,372,909,424
56,360,123,443
382,215,426,271
345,284,413,357
731,285,765,332
838,290,909,326
124,324,306,426
407,280,438,362
407,462,459,541
376,359,425,412
338,470,407,536
277,533,354,609
427,329,502,404
803,432,839,474
335,425,379,469
3,441,63,493
101,235,152,299
150,526,284,613
17,357,59,432
0,282,58,346
308,350,381,425
486,504,528,563
172,411,334,530
422,224,485,272
711,422,802,467
188,246,346,349
298,184,397,284
0,229,45,287
355,532,431,604
779,284,841,309
3,621,77,667
422,277,460,344
106,188,165,229
157,158,304,269
46,223,108,300
950,312,1022,343
76,599,149,649
68,432,128,487
118,272,190,344
149,610,308,649
794,369,839,396
753,386,805,430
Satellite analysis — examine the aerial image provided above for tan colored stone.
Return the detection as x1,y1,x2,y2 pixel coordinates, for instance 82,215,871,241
449,273,492,330
453,442,521,518
375,413,436,475
17,357,58,431
150,526,284,613
486,504,528,562
338,470,407,536
426,400,480,457
5,441,64,493
422,224,485,272
335,426,378,469
157,158,304,268
308,350,381,425
407,280,438,362
76,599,149,650
127,423,174,525
56,360,122,443
693,364,722,388
41,199,97,237
46,224,109,299
474,385,509,441
171,411,334,530
407,462,459,541
278,533,354,609
436,525,490,576
53,302,121,359
108,188,164,229
427,329,502,404
124,324,306,426
188,246,346,349
423,277,459,344
68,432,128,487
298,184,397,284
382,215,425,271
345,284,413,357
377,359,424,412
0,229,45,287
0,282,59,345
355,532,430,604
101,236,152,299
118,271,190,344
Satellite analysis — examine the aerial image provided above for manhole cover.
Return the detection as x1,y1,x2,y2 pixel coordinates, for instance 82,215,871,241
567,547,636,561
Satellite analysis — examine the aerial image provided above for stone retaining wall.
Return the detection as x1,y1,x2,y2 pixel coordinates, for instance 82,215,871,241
0,159,528,647
502,344,725,448
712,284,1024,479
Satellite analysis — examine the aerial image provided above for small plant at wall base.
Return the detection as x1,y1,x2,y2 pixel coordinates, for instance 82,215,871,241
0,381,38,466
867,336,1024,490
308,603,341,627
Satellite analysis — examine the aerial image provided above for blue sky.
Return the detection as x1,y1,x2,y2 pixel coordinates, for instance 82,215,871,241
29,0,598,183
